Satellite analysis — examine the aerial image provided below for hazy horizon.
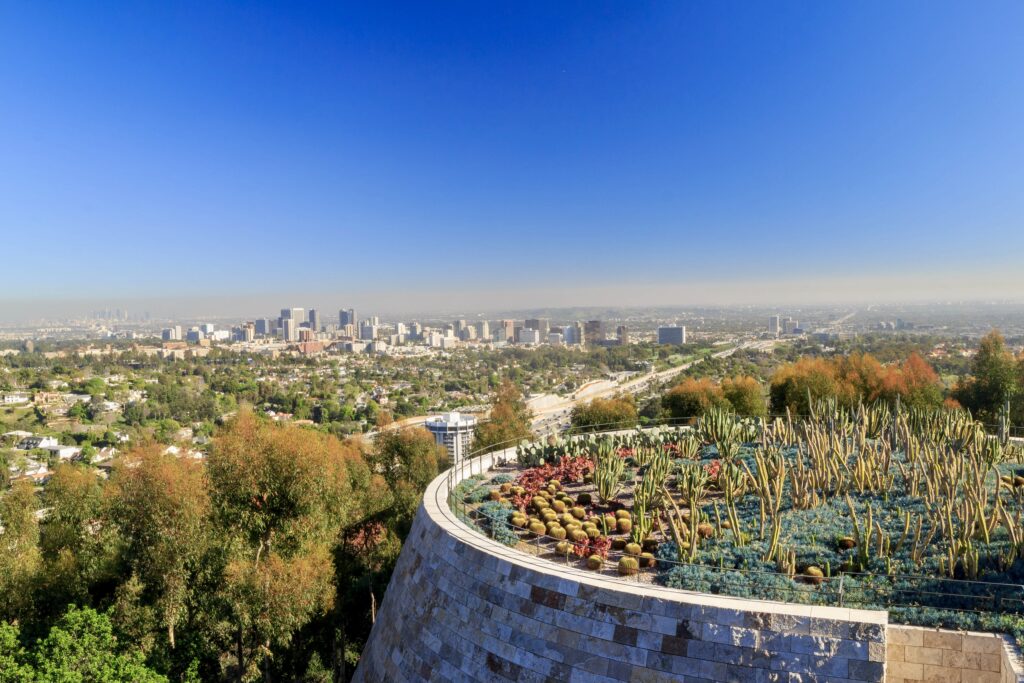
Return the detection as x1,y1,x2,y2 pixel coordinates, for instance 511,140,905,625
2,268,1023,324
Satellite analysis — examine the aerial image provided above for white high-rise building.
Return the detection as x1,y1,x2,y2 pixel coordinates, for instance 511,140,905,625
425,412,477,466
769,315,781,336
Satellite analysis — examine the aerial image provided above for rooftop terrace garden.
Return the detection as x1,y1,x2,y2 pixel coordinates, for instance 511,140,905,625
452,404,1024,643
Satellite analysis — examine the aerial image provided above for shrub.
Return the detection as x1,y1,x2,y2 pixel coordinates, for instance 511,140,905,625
478,500,519,547
662,564,714,593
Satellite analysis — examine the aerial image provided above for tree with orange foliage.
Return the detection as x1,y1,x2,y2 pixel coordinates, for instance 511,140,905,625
473,379,534,453
834,353,886,404
880,353,943,409
771,353,945,414
769,357,841,415
663,378,727,421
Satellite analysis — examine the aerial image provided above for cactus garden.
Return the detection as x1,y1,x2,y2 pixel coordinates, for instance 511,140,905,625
454,403,1024,642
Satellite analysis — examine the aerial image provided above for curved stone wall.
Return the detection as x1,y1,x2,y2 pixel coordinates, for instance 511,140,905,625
354,449,892,682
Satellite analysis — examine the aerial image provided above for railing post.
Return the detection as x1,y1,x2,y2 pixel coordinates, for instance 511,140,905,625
838,575,845,608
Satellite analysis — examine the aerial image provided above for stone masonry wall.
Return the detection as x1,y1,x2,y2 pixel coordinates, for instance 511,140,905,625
354,452,890,682
885,625,1024,683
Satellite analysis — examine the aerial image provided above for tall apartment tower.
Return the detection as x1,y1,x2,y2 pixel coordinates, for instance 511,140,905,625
425,412,478,466
769,315,781,336
308,309,321,332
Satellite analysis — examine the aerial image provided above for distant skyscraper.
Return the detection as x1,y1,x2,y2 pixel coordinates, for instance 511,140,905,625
308,309,321,332
499,320,516,342
769,315,781,336
475,320,490,341
616,325,630,345
584,320,603,345
520,328,541,345
783,318,799,335
339,308,357,328
359,320,377,341
281,318,297,342
657,326,686,345
281,307,305,322
525,318,550,337
254,318,272,336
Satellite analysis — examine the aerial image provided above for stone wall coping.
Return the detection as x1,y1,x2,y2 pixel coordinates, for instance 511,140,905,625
431,446,889,627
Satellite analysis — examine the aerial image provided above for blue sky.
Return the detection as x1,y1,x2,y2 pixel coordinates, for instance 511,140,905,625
1,2,1023,314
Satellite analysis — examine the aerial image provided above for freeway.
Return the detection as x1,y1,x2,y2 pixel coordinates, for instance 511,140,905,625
379,338,786,439
528,340,777,436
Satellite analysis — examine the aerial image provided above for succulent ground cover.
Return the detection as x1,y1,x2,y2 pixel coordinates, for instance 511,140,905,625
455,404,1024,642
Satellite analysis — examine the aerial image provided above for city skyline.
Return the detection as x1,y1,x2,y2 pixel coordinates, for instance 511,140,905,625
2,2,1023,307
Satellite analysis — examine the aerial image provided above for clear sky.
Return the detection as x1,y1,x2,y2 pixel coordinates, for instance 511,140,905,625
1,2,1023,317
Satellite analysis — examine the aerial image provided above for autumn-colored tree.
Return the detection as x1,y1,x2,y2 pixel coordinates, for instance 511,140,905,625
570,394,637,432
207,409,371,681
769,357,841,415
721,376,768,417
108,444,210,652
834,353,886,404
663,378,727,421
473,379,533,453
880,353,943,409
